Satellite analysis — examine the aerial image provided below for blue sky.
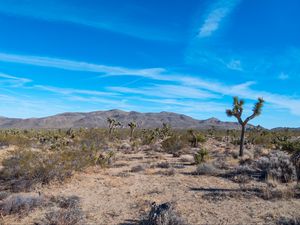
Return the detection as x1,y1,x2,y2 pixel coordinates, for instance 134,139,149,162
0,0,299,128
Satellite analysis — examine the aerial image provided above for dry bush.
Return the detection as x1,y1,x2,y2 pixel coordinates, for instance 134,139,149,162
156,168,176,176
0,191,10,201
0,193,45,216
35,195,84,225
194,163,220,176
49,196,80,209
1,146,105,191
276,216,300,225
156,162,171,169
259,185,296,200
255,151,296,183
161,134,186,155
131,165,146,173
41,207,83,225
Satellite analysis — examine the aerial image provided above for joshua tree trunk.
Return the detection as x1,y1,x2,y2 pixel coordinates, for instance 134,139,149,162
130,128,135,140
239,124,245,157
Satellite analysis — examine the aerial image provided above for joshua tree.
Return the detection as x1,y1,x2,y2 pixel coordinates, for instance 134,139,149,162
226,96,264,157
128,121,137,140
107,117,121,137
107,117,116,136
188,129,198,148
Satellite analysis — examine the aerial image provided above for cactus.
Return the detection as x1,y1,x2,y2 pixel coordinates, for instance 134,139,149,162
226,97,264,157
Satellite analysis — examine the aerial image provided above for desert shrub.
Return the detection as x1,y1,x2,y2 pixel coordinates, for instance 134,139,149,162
260,185,295,200
0,191,10,201
161,134,185,155
194,148,209,165
255,151,296,183
141,129,160,145
35,195,84,225
41,207,83,225
196,133,206,144
49,195,80,209
0,193,45,216
281,140,300,153
276,217,300,225
95,151,115,168
156,162,171,169
157,168,176,176
131,165,146,173
142,202,188,225
1,146,104,191
195,163,220,176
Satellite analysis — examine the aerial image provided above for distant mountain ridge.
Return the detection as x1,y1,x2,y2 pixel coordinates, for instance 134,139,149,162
0,109,256,130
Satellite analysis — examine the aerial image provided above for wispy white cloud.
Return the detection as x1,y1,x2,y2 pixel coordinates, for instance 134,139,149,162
0,52,165,76
0,52,300,118
107,71,300,116
109,84,220,99
0,72,32,87
198,0,240,38
34,85,118,97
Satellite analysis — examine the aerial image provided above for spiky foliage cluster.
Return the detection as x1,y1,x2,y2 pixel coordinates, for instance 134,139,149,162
194,148,209,165
226,97,264,126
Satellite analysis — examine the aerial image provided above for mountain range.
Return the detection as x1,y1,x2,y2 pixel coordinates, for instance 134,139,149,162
0,109,256,130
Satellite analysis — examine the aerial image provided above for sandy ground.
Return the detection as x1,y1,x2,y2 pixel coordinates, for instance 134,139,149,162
2,147,299,225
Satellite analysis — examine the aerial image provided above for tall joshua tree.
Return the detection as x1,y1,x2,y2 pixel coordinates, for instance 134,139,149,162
107,117,116,137
226,96,264,157
188,129,198,148
128,121,137,140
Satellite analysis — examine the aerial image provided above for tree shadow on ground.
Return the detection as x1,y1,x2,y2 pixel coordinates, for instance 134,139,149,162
119,219,148,225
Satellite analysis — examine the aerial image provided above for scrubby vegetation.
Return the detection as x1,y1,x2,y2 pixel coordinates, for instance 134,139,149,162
0,113,300,224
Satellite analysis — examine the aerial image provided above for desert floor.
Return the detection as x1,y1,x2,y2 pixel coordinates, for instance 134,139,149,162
1,141,299,225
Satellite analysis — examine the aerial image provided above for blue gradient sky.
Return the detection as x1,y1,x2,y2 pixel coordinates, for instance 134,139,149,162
0,0,299,128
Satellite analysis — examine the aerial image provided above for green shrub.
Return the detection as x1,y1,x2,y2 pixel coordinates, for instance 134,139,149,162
194,148,209,165
161,134,185,155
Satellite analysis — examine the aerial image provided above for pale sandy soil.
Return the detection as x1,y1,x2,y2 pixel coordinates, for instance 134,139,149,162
2,145,300,225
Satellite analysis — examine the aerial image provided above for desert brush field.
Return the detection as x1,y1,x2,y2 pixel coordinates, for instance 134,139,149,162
0,126,299,225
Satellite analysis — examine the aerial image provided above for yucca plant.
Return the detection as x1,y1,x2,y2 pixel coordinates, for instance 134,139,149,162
226,96,264,157
128,121,137,140
107,117,121,138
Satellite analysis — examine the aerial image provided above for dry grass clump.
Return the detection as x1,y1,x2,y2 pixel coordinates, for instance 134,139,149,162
259,185,296,200
156,168,176,176
0,193,45,216
36,195,84,225
194,163,220,176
